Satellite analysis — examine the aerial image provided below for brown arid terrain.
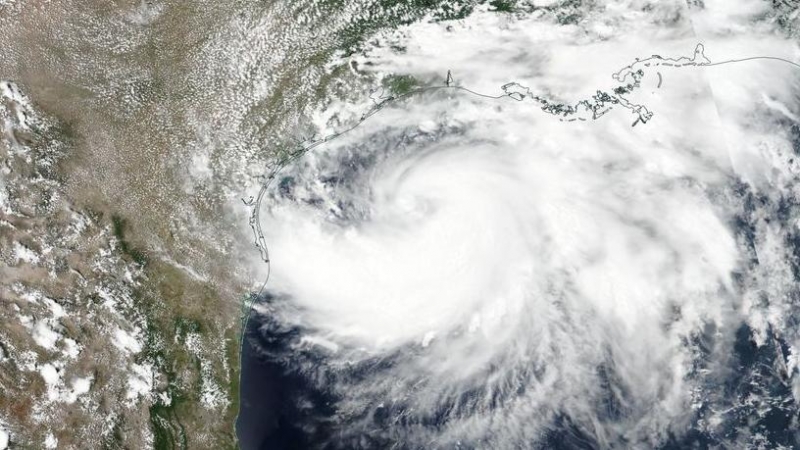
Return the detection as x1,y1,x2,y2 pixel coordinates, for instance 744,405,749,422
0,2,249,445
0,0,330,448
0,0,483,448
1,0,798,448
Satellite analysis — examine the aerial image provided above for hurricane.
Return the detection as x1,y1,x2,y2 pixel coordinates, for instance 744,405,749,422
244,2,800,448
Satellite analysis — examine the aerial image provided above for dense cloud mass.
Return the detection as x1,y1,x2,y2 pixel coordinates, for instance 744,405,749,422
248,1,800,448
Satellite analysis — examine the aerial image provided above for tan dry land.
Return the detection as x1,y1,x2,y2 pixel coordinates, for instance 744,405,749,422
0,0,512,447
0,0,364,448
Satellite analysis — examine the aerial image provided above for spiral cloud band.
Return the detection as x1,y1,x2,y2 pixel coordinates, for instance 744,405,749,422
248,2,800,448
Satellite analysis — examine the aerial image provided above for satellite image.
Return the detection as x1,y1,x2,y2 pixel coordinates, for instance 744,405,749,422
1,0,800,449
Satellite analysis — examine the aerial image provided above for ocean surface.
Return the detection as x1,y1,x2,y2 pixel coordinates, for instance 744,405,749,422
236,312,304,449
235,300,338,450
236,300,797,449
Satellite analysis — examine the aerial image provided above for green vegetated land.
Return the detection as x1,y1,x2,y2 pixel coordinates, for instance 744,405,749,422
7,1,545,449
160,1,525,448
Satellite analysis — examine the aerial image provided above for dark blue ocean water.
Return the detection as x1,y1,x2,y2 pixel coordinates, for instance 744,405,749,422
235,301,800,450
235,179,800,449
235,310,332,450
233,56,800,450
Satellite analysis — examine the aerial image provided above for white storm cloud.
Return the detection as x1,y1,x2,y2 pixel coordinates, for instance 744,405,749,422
250,1,800,447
